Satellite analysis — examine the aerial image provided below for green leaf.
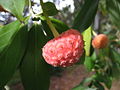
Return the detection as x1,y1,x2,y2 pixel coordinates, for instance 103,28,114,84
43,2,59,16
72,84,97,90
0,0,25,20
0,25,28,87
95,73,112,89
84,56,94,71
82,27,92,56
41,20,54,39
20,24,50,90
80,75,96,85
72,0,99,32
0,20,21,53
106,0,120,29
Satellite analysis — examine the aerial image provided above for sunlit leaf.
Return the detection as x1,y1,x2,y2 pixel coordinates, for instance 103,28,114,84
82,27,92,56
0,20,21,53
0,0,26,20
0,25,28,87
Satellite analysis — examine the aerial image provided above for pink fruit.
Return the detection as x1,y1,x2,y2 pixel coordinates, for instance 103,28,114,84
42,29,84,67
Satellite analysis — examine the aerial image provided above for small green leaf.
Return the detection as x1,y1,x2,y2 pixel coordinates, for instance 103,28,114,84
82,27,92,56
72,0,99,32
43,2,59,16
0,25,28,87
20,24,50,90
0,0,26,20
0,20,21,53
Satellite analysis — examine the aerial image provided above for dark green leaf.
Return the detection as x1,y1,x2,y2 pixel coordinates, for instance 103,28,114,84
93,81,105,90
51,18,70,33
82,27,92,56
41,20,54,39
0,20,21,53
95,73,112,89
0,0,25,20
20,24,50,90
43,2,59,16
72,0,99,32
0,25,28,87
41,18,69,37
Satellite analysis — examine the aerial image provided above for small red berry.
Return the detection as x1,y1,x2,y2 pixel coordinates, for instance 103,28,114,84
92,34,109,49
42,29,84,67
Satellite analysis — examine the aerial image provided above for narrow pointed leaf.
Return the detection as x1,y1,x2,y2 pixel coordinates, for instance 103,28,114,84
0,0,26,20
0,25,28,87
20,24,50,90
72,0,99,32
0,20,21,53
82,27,92,56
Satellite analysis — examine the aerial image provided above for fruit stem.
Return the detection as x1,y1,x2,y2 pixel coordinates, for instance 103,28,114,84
40,0,59,37
92,30,97,36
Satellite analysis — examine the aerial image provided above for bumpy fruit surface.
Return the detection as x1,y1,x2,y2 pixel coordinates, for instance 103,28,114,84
92,34,109,49
42,29,84,67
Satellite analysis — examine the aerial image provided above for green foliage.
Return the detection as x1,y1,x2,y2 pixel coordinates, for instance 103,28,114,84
0,25,28,88
72,85,97,90
0,20,21,53
20,24,50,90
0,0,120,90
106,0,120,29
43,2,59,16
72,76,97,90
0,0,26,21
72,0,99,32
109,49,120,78
84,56,94,71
